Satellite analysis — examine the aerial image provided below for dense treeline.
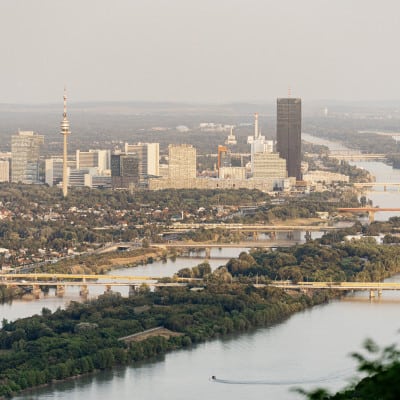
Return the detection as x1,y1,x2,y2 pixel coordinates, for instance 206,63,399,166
226,238,400,283
304,116,400,155
0,282,325,397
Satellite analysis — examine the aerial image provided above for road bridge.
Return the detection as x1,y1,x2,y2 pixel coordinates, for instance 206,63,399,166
337,207,400,222
328,151,386,160
168,223,337,232
353,182,400,191
266,281,400,299
0,273,193,298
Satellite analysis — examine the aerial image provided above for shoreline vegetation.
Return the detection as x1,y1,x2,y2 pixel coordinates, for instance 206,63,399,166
0,246,172,303
2,228,400,398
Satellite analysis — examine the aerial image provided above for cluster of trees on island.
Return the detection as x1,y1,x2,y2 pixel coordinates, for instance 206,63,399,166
0,281,323,398
1,233,400,397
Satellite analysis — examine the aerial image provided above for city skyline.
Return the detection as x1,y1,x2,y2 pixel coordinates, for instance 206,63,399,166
1,1,400,104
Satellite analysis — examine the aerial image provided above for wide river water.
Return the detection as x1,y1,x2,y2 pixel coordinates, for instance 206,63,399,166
8,135,400,399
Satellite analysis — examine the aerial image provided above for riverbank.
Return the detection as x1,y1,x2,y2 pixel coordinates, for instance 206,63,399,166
0,280,334,398
4,234,400,397
0,247,176,303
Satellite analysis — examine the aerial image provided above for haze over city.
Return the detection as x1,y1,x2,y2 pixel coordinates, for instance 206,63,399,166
2,2,400,400
1,0,400,104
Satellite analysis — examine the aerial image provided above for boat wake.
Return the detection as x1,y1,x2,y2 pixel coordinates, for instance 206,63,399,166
210,368,353,386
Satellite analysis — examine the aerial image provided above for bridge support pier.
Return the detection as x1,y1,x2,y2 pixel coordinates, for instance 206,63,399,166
129,285,138,297
32,284,41,299
368,211,376,223
80,285,89,297
305,231,312,242
369,289,375,299
56,285,65,297
378,289,383,297
205,247,211,260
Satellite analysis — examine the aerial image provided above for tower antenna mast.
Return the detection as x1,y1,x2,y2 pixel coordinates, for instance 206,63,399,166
60,87,71,197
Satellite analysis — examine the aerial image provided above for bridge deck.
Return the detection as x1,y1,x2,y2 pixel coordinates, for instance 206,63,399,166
269,281,400,290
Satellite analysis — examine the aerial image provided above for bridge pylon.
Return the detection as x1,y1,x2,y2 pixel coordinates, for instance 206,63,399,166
80,285,89,297
129,285,138,297
32,284,41,299
56,285,65,297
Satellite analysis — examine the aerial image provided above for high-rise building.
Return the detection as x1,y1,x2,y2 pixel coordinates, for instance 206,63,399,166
168,144,196,181
217,145,231,176
252,152,287,179
276,98,302,180
247,113,274,173
45,158,64,187
11,131,44,184
125,143,159,186
76,149,110,173
0,160,10,182
111,153,140,189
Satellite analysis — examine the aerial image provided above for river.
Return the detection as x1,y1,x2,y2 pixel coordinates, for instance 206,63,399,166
9,134,400,399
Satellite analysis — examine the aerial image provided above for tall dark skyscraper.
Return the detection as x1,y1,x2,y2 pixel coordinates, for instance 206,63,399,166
276,98,302,180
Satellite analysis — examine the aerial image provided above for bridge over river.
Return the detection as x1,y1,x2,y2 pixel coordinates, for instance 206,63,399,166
2,272,398,301
266,281,400,299
337,207,400,222
0,273,193,298
167,223,338,233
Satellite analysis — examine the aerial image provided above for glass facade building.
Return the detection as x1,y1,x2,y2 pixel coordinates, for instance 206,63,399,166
276,98,302,180
11,131,44,184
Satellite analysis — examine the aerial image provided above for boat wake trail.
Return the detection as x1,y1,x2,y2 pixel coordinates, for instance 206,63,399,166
210,368,353,386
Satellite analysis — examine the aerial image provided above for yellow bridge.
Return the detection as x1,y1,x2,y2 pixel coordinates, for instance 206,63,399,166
0,273,191,298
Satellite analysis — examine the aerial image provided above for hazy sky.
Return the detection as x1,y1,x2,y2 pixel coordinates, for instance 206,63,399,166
1,0,399,104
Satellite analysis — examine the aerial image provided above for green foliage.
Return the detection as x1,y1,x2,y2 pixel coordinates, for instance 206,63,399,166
301,339,400,400
0,283,321,397
226,237,400,284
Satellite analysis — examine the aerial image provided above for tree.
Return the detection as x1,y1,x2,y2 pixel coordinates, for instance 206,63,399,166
300,339,400,400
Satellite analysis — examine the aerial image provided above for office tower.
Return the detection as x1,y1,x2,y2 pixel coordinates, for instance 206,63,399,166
68,169,88,187
252,153,287,179
11,131,44,184
217,145,231,176
45,158,64,186
125,143,159,186
248,113,274,173
0,160,10,182
76,150,98,169
168,144,196,181
276,98,302,180
111,153,140,189
60,89,71,197
85,175,112,189
76,149,110,173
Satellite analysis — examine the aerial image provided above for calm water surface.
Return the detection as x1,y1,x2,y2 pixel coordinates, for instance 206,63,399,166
9,136,400,399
